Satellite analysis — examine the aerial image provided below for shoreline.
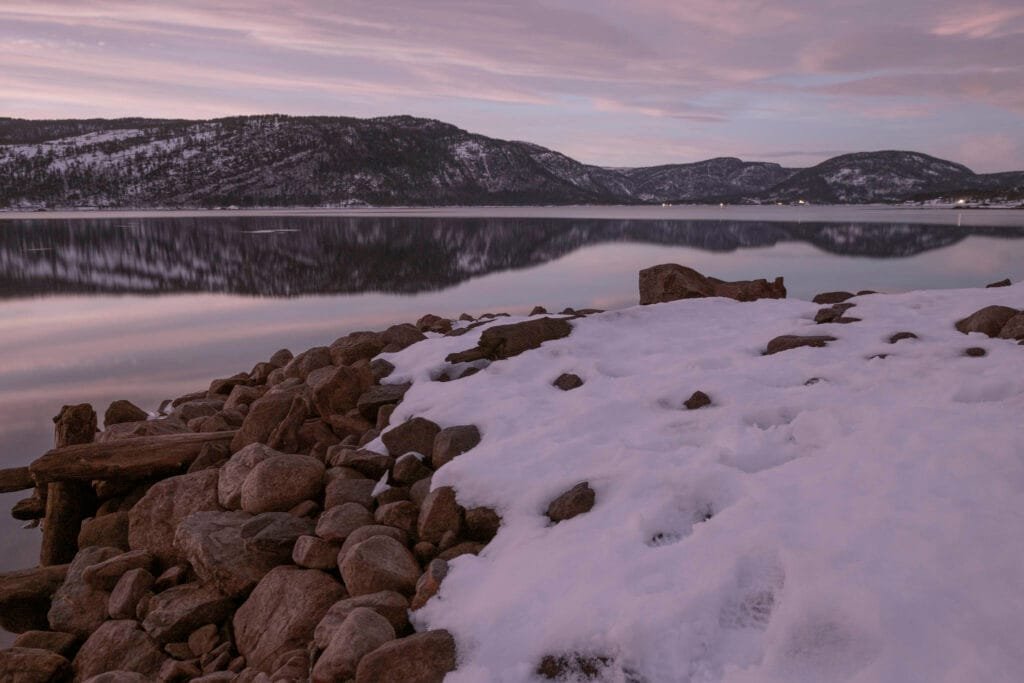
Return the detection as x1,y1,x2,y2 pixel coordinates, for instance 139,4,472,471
1,266,1022,681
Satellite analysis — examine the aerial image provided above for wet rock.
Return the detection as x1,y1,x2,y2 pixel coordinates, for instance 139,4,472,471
240,454,325,514
410,559,448,611
431,425,481,470
955,305,1019,337
417,487,463,545
683,391,712,410
998,313,1024,340
314,592,410,648
74,620,166,680
546,482,595,524
553,373,584,391
375,501,420,535
104,400,149,428
356,384,411,421
312,607,395,682
217,443,282,510
79,511,130,551
142,582,233,644
986,278,1011,288
382,417,440,459
316,502,375,543
0,647,71,683
292,535,341,570
338,526,408,567
48,546,121,638
12,630,78,658
446,318,573,363
128,469,221,567
339,536,420,596
464,507,501,543
108,568,154,620
640,264,786,305
764,335,837,355
354,629,457,683
310,365,374,419
234,566,345,672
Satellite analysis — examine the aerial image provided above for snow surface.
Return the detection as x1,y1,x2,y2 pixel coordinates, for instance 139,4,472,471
373,284,1024,682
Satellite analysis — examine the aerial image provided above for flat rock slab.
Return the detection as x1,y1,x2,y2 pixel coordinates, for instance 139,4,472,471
639,263,785,305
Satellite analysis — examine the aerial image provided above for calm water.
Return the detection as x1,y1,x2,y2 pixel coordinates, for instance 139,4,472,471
2,207,1024,642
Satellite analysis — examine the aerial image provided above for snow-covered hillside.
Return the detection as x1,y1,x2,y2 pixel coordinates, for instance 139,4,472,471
373,283,1024,682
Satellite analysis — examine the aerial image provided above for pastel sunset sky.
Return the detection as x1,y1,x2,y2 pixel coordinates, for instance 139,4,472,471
3,0,1023,170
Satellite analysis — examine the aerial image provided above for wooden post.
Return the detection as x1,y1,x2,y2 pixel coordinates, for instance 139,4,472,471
39,404,97,566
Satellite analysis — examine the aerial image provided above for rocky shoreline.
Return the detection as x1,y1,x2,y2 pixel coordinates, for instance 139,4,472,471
1,264,1021,683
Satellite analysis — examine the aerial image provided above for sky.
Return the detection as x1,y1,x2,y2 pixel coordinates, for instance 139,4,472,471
2,0,1023,171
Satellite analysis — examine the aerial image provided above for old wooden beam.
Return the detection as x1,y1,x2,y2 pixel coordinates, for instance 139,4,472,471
30,430,237,484
0,564,70,633
0,466,34,493
40,404,98,566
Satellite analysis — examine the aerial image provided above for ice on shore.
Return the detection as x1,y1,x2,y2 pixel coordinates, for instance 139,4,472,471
375,284,1024,683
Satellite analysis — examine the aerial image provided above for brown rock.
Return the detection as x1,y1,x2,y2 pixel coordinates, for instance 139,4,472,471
330,331,387,366
464,507,501,543
811,291,855,304
417,487,463,545
314,592,410,649
74,620,166,680
546,482,595,523
217,443,281,509
998,313,1024,340
224,385,265,412
964,347,988,357
416,314,452,334
153,565,189,593
104,400,148,428
955,305,1019,337
312,607,396,682
410,559,448,611
382,323,427,350
310,365,374,419
764,335,837,355
78,511,130,551
292,535,342,570
128,469,221,567
82,550,154,591
0,647,71,682
446,317,573,364
413,542,436,565
354,630,457,683
431,425,481,470
888,331,919,343
683,391,712,410
552,373,583,391
357,384,412,421
391,454,432,486
986,278,1011,288
371,359,397,384
338,526,408,568
382,417,441,459
230,391,297,452
317,502,375,543
240,454,325,514
12,630,78,658
437,542,485,561
639,264,786,305
108,568,154,619
409,478,432,508
375,501,420,535
325,475,376,509
234,566,345,672
209,372,252,397
142,582,233,644
47,546,120,638
282,346,332,381
339,536,421,597
188,624,220,657
327,447,394,479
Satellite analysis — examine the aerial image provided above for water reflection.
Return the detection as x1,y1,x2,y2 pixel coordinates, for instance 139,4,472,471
3,216,1024,298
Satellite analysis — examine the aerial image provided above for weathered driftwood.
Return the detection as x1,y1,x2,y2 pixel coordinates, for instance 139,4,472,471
0,563,69,633
30,430,238,484
11,495,46,520
41,404,98,566
0,466,33,493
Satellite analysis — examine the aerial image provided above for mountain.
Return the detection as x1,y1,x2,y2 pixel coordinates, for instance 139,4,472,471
3,216,1022,299
0,115,1021,207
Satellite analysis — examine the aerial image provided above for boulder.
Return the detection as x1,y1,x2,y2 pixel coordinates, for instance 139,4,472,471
383,324,427,350
310,365,374,419
392,454,433,485
95,418,189,443
12,630,78,658
354,630,457,683
416,314,452,333
316,503,375,543
230,392,298,452
409,478,433,508
234,567,345,672
78,511,130,551
324,476,377,509
464,507,501,543
764,335,837,355
431,425,481,470
82,550,154,591
224,384,265,412
639,264,786,305
955,305,1019,337
998,313,1024,340
339,536,421,596
417,487,462,545
292,535,342,570
371,359,396,382
314,591,410,649
382,417,441,458
209,372,252,397
683,391,712,410
356,384,411,421
0,647,71,683
47,546,121,638
330,331,387,366
104,400,148,428
239,454,325,514
128,469,221,567
437,542,485,561
327,447,394,479
811,291,855,304
552,373,584,391
173,398,224,424
283,346,332,381
546,482,595,523
312,607,395,682
338,525,408,567
410,559,448,610
142,582,234,644
108,568,154,619
217,443,282,509
375,501,420,535
74,620,166,680
446,317,572,364
188,623,220,657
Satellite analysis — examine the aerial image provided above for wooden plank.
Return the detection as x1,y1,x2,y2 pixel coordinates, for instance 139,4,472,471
41,403,97,566
30,430,237,483
0,564,69,605
0,466,33,493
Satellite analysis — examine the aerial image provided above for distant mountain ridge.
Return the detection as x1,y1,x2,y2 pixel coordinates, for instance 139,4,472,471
1,115,1021,208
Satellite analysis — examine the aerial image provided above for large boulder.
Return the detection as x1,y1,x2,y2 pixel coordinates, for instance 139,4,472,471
431,425,481,469
639,264,786,304
324,476,377,509
955,305,1019,337
354,630,457,683
382,324,427,350
446,318,572,364
0,647,71,683
417,487,463,545
314,591,410,648
382,417,440,458
330,331,387,366
74,620,166,680
175,510,313,597
78,511,130,551
48,545,121,638
339,536,421,597
82,550,154,591
234,567,345,672
312,607,395,683
283,346,332,381
217,443,282,509
240,454,325,514
104,400,148,428
316,503,375,543
310,365,374,419
128,469,221,567
338,525,409,567
230,391,299,452
142,582,234,644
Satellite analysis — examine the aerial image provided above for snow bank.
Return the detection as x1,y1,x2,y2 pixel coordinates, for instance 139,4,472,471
377,284,1024,682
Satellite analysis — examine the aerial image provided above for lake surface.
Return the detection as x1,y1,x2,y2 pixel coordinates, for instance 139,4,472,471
2,206,1024,643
